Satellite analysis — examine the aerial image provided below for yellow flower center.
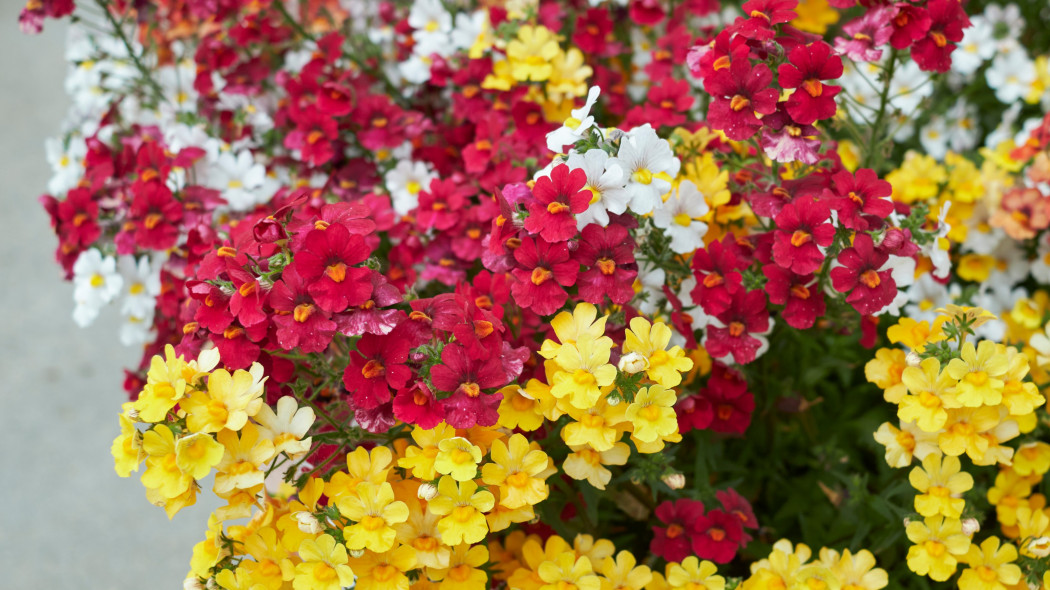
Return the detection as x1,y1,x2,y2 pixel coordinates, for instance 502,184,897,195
578,448,601,465
507,471,530,488
965,371,988,386
313,563,337,582
406,180,422,195
976,566,999,583
587,186,601,205
632,169,653,185
641,405,662,422
227,461,256,476
927,485,950,498
805,579,828,590
556,581,578,590
449,564,475,583
451,448,475,465
413,535,439,552
918,391,942,408
572,369,596,386
673,212,693,227
452,505,476,523
90,273,105,288
565,116,582,130
130,282,145,295
361,515,386,531
924,541,946,558
581,413,605,428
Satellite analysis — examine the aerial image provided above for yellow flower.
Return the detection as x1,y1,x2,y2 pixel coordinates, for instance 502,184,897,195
999,348,1045,416
215,565,254,590
140,424,193,500
430,544,490,590
945,151,984,203
427,476,495,545
240,526,295,590
348,546,417,590
909,454,973,519
624,385,679,443
667,556,724,590
546,47,592,102
886,152,946,204
563,442,630,490
1013,442,1050,477
938,407,1001,460
789,564,839,590
681,152,730,210
957,537,1021,590
394,497,450,569
134,345,192,422
398,424,456,480
561,393,628,451
886,317,947,352
213,423,276,495
487,485,537,532
540,302,612,360
904,516,970,582
112,406,144,477
482,433,551,509
599,550,652,590
864,349,908,404
551,337,617,409
936,305,998,330
573,534,615,564
434,437,484,482
506,25,560,82
790,0,839,34
175,432,225,480
255,396,315,459
510,535,573,590
897,358,959,432
1016,506,1050,555
872,421,938,468
292,534,354,590
338,481,409,552
828,549,887,590
946,341,1008,407
538,553,600,590
987,468,1034,527
182,364,266,433
623,318,694,388
498,384,546,431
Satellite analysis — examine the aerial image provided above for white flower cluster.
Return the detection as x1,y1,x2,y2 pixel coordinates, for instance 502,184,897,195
72,249,164,345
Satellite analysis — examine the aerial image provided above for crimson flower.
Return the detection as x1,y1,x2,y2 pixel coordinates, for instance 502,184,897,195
701,367,755,435
705,59,779,141
835,5,896,62
417,178,471,231
825,168,894,231
651,499,706,562
573,8,614,55
524,164,590,242
690,237,750,316
716,488,759,544
284,108,339,166
211,321,266,371
227,266,268,328
777,42,843,125
692,509,745,564
54,187,100,247
732,0,798,40
889,3,932,50
676,394,714,433
830,233,895,315
574,223,638,306
510,237,579,316
772,196,835,274
763,266,825,330
910,0,969,73
269,266,337,353
333,273,403,337
431,344,505,429
705,290,770,365
392,382,446,429
130,181,182,250
343,331,412,410
292,224,374,313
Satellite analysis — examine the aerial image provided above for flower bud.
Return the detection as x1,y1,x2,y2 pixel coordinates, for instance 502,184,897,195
662,473,686,490
293,511,323,535
253,217,287,244
183,578,204,590
905,350,922,367
418,483,439,501
1028,536,1050,557
961,518,980,536
205,579,218,590
618,352,649,374
605,395,622,406
349,548,366,558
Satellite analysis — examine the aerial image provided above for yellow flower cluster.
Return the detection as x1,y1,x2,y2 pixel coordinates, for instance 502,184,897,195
112,345,315,519
482,23,592,117
869,306,1048,586
740,539,888,590
512,303,694,489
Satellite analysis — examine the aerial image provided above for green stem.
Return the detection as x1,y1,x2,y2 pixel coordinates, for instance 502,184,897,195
275,1,315,41
94,0,166,103
859,49,899,172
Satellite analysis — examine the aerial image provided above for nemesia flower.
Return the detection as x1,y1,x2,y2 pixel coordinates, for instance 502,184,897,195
830,233,896,316
652,180,710,254
613,124,681,215
525,163,591,242
704,58,779,141
510,237,579,316
771,196,835,275
777,42,843,125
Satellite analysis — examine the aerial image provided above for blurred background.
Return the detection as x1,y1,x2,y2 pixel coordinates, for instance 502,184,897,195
0,3,218,587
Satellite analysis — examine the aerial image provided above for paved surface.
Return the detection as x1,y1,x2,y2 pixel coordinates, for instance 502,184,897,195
0,6,218,588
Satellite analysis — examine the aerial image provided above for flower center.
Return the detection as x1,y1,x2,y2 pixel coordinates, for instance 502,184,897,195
633,168,654,185
459,382,481,398
531,267,553,285
362,359,386,379
965,371,988,386
547,201,570,214
293,303,314,323
361,515,386,531
703,272,724,288
452,505,476,523
789,284,810,300
325,262,347,283
859,269,881,288
790,230,812,247
666,523,684,538
313,563,337,582
507,471,530,488
674,213,693,227
708,527,726,541
597,257,617,276
730,94,751,112
728,321,745,337
976,566,998,583
802,79,823,97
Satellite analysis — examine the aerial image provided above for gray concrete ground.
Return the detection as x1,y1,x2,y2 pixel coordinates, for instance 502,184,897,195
0,5,218,588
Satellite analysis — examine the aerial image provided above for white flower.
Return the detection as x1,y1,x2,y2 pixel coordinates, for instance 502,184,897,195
921,202,953,279
611,124,680,215
205,150,276,211
984,3,1025,52
398,54,434,85
118,255,162,318
903,274,954,324
385,160,436,216
875,255,916,317
651,180,710,254
951,16,995,77
72,249,124,327
255,396,315,459
986,50,1036,104
634,260,666,316
119,311,155,346
945,99,979,153
888,61,933,113
1031,235,1050,283
547,86,602,153
918,116,950,161
567,148,629,228
45,135,86,196
451,10,490,57
408,0,452,35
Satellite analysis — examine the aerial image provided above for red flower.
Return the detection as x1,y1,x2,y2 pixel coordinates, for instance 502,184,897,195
889,3,932,50
284,108,339,166
393,382,446,429
573,8,614,55
910,0,969,73
716,488,759,543
130,181,182,250
651,499,706,562
574,223,638,306
417,178,471,231
777,42,843,125
524,164,590,242
763,266,825,330
830,233,895,315
343,331,412,410
825,168,894,231
228,266,268,328
691,509,744,564
443,388,502,429
292,224,374,313
732,0,798,40
54,187,101,247
432,343,505,428
510,237,579,316
644,77,696,128
705,290,770,365
690,237,750,316
772,196,835,274
269,266,337,353
705,59,779,141
332,273,404,337
676,394,714,433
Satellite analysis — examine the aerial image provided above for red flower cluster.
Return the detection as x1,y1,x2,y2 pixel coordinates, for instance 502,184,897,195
651,490,758,563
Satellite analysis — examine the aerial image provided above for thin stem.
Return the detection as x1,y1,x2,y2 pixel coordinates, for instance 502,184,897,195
275,1,316,42
860,48,899,172
93,0,166,103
